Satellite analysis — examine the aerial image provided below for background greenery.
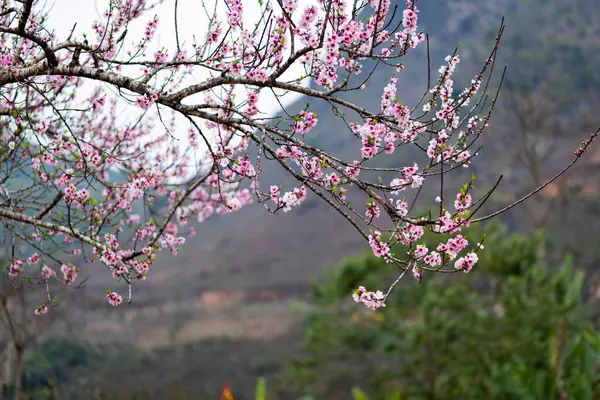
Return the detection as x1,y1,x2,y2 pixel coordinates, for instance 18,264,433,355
290,222,600,399
10,222,600,399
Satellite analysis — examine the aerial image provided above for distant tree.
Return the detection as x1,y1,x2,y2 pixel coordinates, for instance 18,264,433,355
0,257,70,400
447,0,600,268
291,222,600,399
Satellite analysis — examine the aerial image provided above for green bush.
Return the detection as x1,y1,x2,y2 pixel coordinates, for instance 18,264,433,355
291,223,600,399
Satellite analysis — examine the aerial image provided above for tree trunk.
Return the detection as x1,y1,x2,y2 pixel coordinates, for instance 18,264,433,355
3,340,23,400
13,342,22,400
0,297,23,400
1,383,8,400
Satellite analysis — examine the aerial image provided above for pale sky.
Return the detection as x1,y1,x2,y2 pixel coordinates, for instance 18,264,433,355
41,0,317,177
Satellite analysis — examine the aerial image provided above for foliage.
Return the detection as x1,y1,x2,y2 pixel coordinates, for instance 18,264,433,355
18,335,302,400
291,223,600,399
11,228,600,400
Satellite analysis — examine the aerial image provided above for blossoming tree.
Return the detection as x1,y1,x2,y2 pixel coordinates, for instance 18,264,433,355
0,0,596,314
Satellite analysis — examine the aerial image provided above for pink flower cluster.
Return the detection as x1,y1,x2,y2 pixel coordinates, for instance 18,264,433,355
354,120,388,159
412,265,422,282
434,211,471,234
61,263,78,285
231,157,257,178
136,93,159,109
396,223,425,246
381,77,411,130
41,265,55,279
92,97,105,113
270,185,307,212
64,185,90,205
353,286,386,310
27,253,40,265
368,231,390,258
454,252,478,273
390,164,423,193
0,52,13,69
423,252,442,267
9,260,23,277
454,193,473,212
366,199,381,219
244,90,260,117
224,0,243,29
107,291,123,306
154,50,168,63
0,0,504,317
292,111,318,134
207,22,222,44
141,16,159,46
35,304,48,315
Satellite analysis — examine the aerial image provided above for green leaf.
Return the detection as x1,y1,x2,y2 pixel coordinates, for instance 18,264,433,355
565,270,584,305
582,326,600,351
255,378,267,400
352,387,370,400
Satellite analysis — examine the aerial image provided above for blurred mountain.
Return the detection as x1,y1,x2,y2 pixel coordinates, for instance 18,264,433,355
133,0,600,302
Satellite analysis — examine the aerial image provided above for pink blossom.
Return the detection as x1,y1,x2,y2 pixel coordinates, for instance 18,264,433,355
106,291,123,306
41,265,55,279
454,252,478,273
411,175,424,188
35,304,48,315
366,199,381,219
353,286,386,310
292,111,318,134
412,265,422,282
9,260,23,277
0,52,13,68
414,245,428,258
454,193,472,211
92,97,105,112
395,200,408,216
154,50,168,63
27,253,40,265
61,263,78,285
424,252,442,267
368,231,390,258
